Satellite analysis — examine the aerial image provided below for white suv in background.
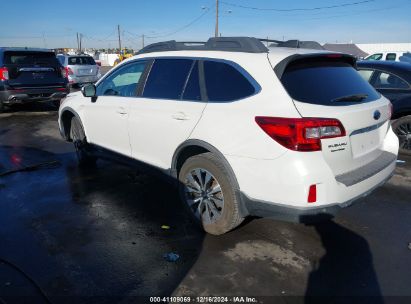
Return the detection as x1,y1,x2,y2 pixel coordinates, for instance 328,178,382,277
58,37,398,235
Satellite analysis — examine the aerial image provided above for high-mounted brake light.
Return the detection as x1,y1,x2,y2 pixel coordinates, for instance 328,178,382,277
255,117,346,152
0,67,9,81
326,54,343,58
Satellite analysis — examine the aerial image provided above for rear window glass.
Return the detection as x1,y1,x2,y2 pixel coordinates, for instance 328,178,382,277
143,59,193,100
68,56,96,65
4,51,58,65
204,61,256,102
281,60,380,105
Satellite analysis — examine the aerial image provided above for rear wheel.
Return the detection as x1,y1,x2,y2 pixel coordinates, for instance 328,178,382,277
70,116,96,166
392,116,411,155
179,153,244,235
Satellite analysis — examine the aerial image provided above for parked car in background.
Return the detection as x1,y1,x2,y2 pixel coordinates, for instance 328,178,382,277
0,47,69,112
58,37,398,235
357,60,411,154
57,54,101,87
365,51,411,62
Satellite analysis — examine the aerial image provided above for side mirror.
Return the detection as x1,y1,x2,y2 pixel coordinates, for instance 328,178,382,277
81,84,96,98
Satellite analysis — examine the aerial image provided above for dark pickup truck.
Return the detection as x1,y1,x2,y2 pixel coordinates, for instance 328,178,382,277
0,47,69,112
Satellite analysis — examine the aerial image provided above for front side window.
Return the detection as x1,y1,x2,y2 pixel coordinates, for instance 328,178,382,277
373,72,409,89
203,61,256,102
386,53,397,61
366,53,383,60
143,59,193,100
96,61,147,97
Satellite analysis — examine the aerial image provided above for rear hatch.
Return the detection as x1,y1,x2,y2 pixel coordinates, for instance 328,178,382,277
4,50,66,89
277,53,391,175
68,56,98,76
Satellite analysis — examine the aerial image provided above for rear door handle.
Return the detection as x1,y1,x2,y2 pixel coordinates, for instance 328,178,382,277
172,112,189,121
116,107,127,115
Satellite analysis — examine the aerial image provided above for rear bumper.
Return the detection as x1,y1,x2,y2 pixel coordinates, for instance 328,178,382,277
241,170,394,222
68,75,100,85
0,87,69,104
228,127,399,222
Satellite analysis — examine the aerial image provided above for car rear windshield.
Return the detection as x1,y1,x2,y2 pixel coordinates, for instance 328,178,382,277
280,59,380,105
68,56,96,65
4,51,59,66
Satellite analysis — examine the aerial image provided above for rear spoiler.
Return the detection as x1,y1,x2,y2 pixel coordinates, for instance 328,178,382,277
274,53,357,78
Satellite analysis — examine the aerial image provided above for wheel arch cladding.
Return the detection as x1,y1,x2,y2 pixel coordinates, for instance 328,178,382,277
60,107,82,141
171,139,249,217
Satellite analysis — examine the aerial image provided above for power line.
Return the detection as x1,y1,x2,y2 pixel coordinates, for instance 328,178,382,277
220,0,376,12
145,8,212,39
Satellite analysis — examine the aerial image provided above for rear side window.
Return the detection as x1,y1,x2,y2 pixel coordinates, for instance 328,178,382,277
358,69,374,82
143,59,193,100
204,61,256,102
374,72,409,89
182,61,201,101
281,60,380,105
4,51,59,66
68,56,96,65
386,53,397,61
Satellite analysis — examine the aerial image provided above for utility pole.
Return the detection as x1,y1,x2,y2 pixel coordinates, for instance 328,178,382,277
215,0,219,38
79,34,82,53
76,32,80,52
117,24,122,54
142,34,145,48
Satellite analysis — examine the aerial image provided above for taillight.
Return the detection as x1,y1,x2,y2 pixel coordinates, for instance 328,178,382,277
64,66,73,77
255,117,346,152
0,67,9,81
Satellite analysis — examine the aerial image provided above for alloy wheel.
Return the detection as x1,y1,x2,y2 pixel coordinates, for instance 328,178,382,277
184,168,224,224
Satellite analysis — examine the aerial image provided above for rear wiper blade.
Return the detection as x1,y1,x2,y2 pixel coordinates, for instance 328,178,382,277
332,94,368,102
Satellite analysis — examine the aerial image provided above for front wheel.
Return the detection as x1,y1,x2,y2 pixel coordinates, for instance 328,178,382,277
392,115,411,155
179,153,244,235
70,116,96,166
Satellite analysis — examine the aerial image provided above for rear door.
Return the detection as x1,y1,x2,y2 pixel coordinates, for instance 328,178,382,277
128,58,206,169
68,56,99,77
277,54,391,175
4,51,65,88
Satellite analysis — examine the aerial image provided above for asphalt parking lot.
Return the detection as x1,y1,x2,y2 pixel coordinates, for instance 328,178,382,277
0,98,411,303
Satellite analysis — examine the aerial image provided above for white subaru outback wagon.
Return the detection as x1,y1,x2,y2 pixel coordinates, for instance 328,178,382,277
58,37,399,235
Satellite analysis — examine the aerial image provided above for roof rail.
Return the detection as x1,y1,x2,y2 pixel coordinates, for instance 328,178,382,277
259,38,324,50
137,37,269,54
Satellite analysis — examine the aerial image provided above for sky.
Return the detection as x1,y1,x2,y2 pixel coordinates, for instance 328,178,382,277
1,0,411,49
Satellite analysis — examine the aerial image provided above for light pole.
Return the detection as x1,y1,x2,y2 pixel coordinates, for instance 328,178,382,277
215,0,219,38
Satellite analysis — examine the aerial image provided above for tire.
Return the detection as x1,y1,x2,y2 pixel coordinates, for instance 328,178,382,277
0,100,4,113
178,152,244,235
392,115,411,155
70,116,96,166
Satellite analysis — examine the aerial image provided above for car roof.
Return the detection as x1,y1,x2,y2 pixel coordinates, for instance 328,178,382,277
0,47,54,53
